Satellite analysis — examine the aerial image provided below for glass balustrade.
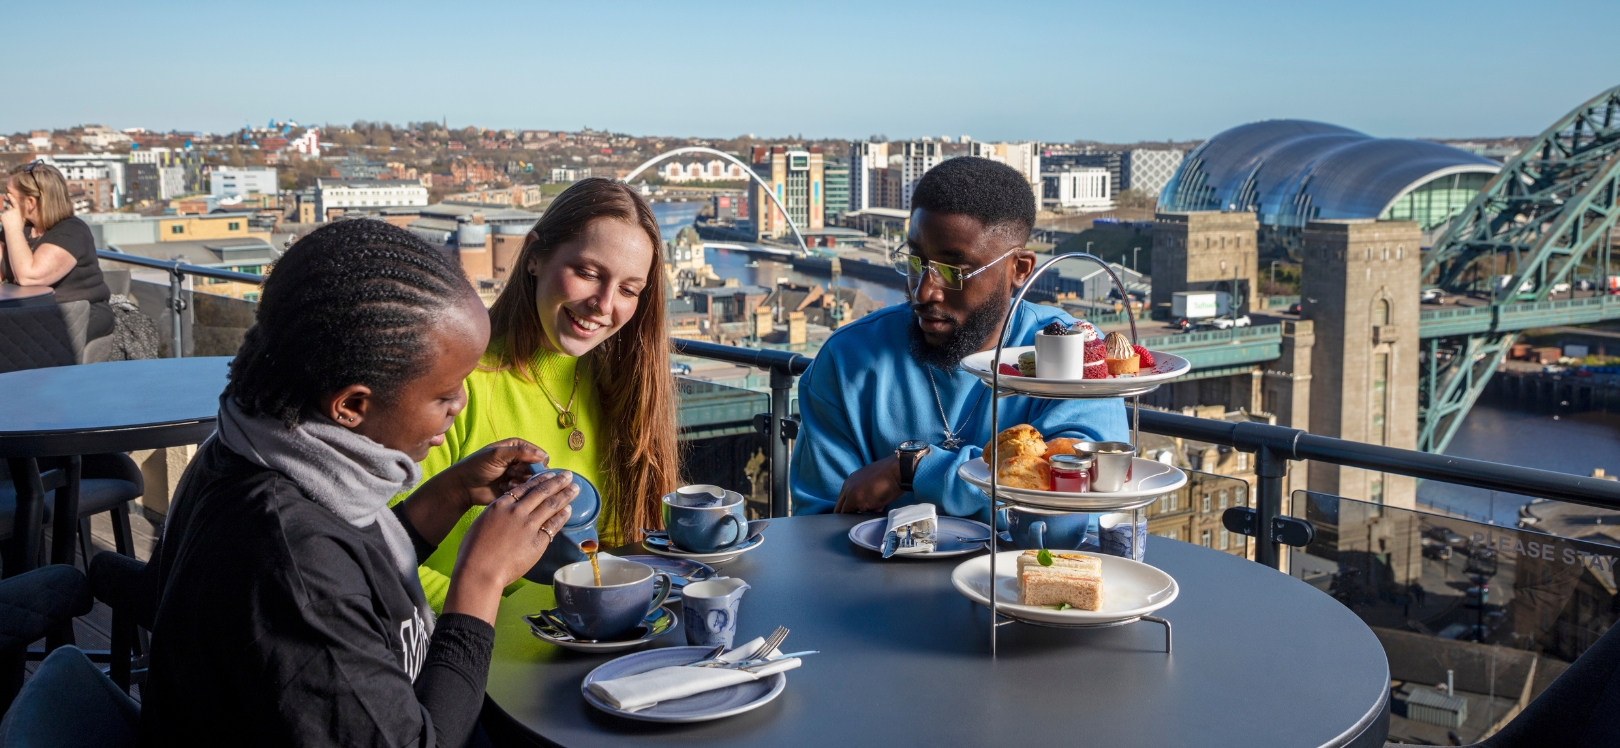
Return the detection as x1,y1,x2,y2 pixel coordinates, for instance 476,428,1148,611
1145,468,1251,559
1289,490,1620,745
676,377,773,519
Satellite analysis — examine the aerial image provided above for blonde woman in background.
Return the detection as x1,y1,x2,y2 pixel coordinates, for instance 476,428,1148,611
1,161,114,341
402,178,681,610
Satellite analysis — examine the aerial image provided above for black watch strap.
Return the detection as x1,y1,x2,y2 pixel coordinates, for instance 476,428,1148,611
896,441,930,493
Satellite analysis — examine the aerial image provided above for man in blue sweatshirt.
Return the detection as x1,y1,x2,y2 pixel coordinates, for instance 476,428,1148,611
791,157,1128,521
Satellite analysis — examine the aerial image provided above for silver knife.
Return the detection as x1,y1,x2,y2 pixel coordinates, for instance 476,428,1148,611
881,528,900,558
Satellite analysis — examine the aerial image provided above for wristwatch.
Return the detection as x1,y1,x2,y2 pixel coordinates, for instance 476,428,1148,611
895,440,932,493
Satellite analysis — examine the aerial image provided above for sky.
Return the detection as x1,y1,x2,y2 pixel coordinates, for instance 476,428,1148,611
11,0,1618,143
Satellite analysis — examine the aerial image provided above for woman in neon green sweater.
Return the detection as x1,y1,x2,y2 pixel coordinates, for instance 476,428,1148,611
405,179,681,610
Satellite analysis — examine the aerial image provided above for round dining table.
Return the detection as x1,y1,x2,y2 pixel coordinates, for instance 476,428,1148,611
485,514,1390,747
0,357,228,573
0,285,53,309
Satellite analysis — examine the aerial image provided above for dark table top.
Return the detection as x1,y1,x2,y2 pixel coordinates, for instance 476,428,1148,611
0,357,228,458
0,284,53,309
486,514,1389,748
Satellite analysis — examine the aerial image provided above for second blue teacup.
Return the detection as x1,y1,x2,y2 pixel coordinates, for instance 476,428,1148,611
1000,506,1096,551
662,486,747,553
553,556,672,641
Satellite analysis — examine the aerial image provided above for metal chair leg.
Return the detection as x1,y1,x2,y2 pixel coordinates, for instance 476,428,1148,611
110,503,134,557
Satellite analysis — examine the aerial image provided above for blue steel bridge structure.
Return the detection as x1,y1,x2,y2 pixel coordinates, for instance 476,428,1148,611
1147,84,1620,455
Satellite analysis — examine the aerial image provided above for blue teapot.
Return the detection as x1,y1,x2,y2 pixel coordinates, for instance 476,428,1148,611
522,467,602,585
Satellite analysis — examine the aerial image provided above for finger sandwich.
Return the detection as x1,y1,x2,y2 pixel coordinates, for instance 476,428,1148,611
1018,550,1104,611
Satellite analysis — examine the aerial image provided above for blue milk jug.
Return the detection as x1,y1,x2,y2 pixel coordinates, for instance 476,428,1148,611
522,468,602,585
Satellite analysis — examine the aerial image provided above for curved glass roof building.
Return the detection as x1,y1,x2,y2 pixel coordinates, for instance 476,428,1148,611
1158,120,1500,238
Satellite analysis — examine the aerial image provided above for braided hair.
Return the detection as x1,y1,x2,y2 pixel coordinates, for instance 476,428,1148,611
227,219,472,426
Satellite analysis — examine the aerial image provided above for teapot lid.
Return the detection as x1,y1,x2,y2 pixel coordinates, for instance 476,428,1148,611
530,466,600,530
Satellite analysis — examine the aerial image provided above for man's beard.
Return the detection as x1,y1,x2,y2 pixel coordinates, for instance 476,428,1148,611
908,293,1009,371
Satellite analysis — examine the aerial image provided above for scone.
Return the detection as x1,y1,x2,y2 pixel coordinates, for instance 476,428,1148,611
1043,437,1083,461
997,456,1051,490
986,424,1045,460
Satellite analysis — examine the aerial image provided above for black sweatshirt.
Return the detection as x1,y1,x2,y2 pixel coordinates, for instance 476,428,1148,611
138,438,494,748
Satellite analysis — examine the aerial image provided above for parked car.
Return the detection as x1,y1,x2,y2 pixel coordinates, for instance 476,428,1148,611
1209,315,1252,330
1551,282,1572,295
1424,526,1467,549
1287,302,1302,315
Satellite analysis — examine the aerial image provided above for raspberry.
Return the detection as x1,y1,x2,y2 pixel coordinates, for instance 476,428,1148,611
998,363,1023,377
1134,345,1155,368
1084,340,1105,363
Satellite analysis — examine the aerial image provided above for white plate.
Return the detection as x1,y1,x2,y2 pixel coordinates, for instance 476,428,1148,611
642,534,765,564
951,550,1178,626
960,346,1190,398
581,645,786,722
958,457,1187,511
847,516,991,558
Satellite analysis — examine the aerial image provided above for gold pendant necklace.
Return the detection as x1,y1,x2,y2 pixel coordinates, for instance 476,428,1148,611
536,354,585,451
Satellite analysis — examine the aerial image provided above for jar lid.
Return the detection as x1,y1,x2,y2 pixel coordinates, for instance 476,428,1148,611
1050,454,1088,470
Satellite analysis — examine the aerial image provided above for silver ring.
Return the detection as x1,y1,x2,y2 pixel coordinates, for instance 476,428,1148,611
541,526,556,541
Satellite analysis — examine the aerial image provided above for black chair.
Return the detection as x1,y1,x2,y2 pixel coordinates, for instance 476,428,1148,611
1386,619,1620,747
0,565,93,713
0,304,76,374
0,645,137,748
0,454,144,567
87,552,156,693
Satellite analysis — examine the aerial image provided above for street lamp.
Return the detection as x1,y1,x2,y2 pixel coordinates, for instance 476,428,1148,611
1270,260,1280,288
1133,247,1142,271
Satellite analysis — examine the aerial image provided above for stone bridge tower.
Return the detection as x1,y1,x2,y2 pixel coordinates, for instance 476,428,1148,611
1301,219,1421,509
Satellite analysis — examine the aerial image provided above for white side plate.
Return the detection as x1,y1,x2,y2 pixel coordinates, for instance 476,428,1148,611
960,346,1190,398
958,457,1188,511
951,550,1179,626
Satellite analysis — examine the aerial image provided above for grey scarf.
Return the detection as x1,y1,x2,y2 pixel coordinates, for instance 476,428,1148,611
214,396,433,632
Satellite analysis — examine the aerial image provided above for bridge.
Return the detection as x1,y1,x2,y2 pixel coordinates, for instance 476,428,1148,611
1418,84,1620,453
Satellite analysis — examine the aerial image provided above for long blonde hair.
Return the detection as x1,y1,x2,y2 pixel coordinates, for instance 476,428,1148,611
485,178,680,541
8,162,74,232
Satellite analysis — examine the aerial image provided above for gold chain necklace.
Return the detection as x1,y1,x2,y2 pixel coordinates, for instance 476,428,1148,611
535,354,585,451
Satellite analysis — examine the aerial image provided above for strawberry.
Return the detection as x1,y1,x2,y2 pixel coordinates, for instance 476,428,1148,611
998,363,1022,377
1134,345,1155,368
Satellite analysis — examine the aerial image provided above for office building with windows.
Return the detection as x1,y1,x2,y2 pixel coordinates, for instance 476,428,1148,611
748,147,825,242
901,141,943,210
1121,149,1185,198
314,179,429,221
210,167,279,200
848,141,889,212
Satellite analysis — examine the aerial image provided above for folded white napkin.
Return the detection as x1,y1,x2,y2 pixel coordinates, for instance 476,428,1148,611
885,504,937,555
586,637,803,712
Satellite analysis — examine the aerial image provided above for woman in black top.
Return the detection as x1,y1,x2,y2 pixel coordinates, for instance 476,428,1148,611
1,161,114,339
140,220,578,747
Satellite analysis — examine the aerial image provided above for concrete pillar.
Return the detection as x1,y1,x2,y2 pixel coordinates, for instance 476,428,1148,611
130,445,196,515
1302,219,1420,510
788,311,806,346
1151,211,1261,314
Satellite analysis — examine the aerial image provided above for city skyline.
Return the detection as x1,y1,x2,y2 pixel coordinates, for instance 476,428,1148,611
15,0,1618,142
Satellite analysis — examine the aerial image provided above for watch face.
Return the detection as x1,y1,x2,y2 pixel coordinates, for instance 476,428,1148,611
898,440,929,453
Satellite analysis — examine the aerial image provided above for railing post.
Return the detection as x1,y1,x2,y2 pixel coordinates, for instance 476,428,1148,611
167,264,188,358
1253,444,1287,569
768,365,793,518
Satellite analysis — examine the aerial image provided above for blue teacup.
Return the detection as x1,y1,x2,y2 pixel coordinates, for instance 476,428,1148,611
999,506,1097,551
553,557,672,641
662,486,747,553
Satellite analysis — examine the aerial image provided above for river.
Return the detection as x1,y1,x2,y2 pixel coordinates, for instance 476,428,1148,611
1416,401,1620,525
650,200,907,307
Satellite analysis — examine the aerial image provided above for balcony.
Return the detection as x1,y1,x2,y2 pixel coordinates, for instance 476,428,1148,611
61,255,1620,744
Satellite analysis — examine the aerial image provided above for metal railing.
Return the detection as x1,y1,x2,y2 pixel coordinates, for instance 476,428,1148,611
96,248,265,357
671,338,1620,569
87,254,1620,565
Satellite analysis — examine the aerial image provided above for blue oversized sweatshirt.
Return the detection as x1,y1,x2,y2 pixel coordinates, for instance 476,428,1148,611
790,301,1129,521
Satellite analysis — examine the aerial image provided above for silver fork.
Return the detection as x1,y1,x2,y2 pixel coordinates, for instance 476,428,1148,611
692,626,790,668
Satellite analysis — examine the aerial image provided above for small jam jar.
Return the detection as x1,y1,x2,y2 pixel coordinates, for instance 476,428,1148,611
1049,454,1092,493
